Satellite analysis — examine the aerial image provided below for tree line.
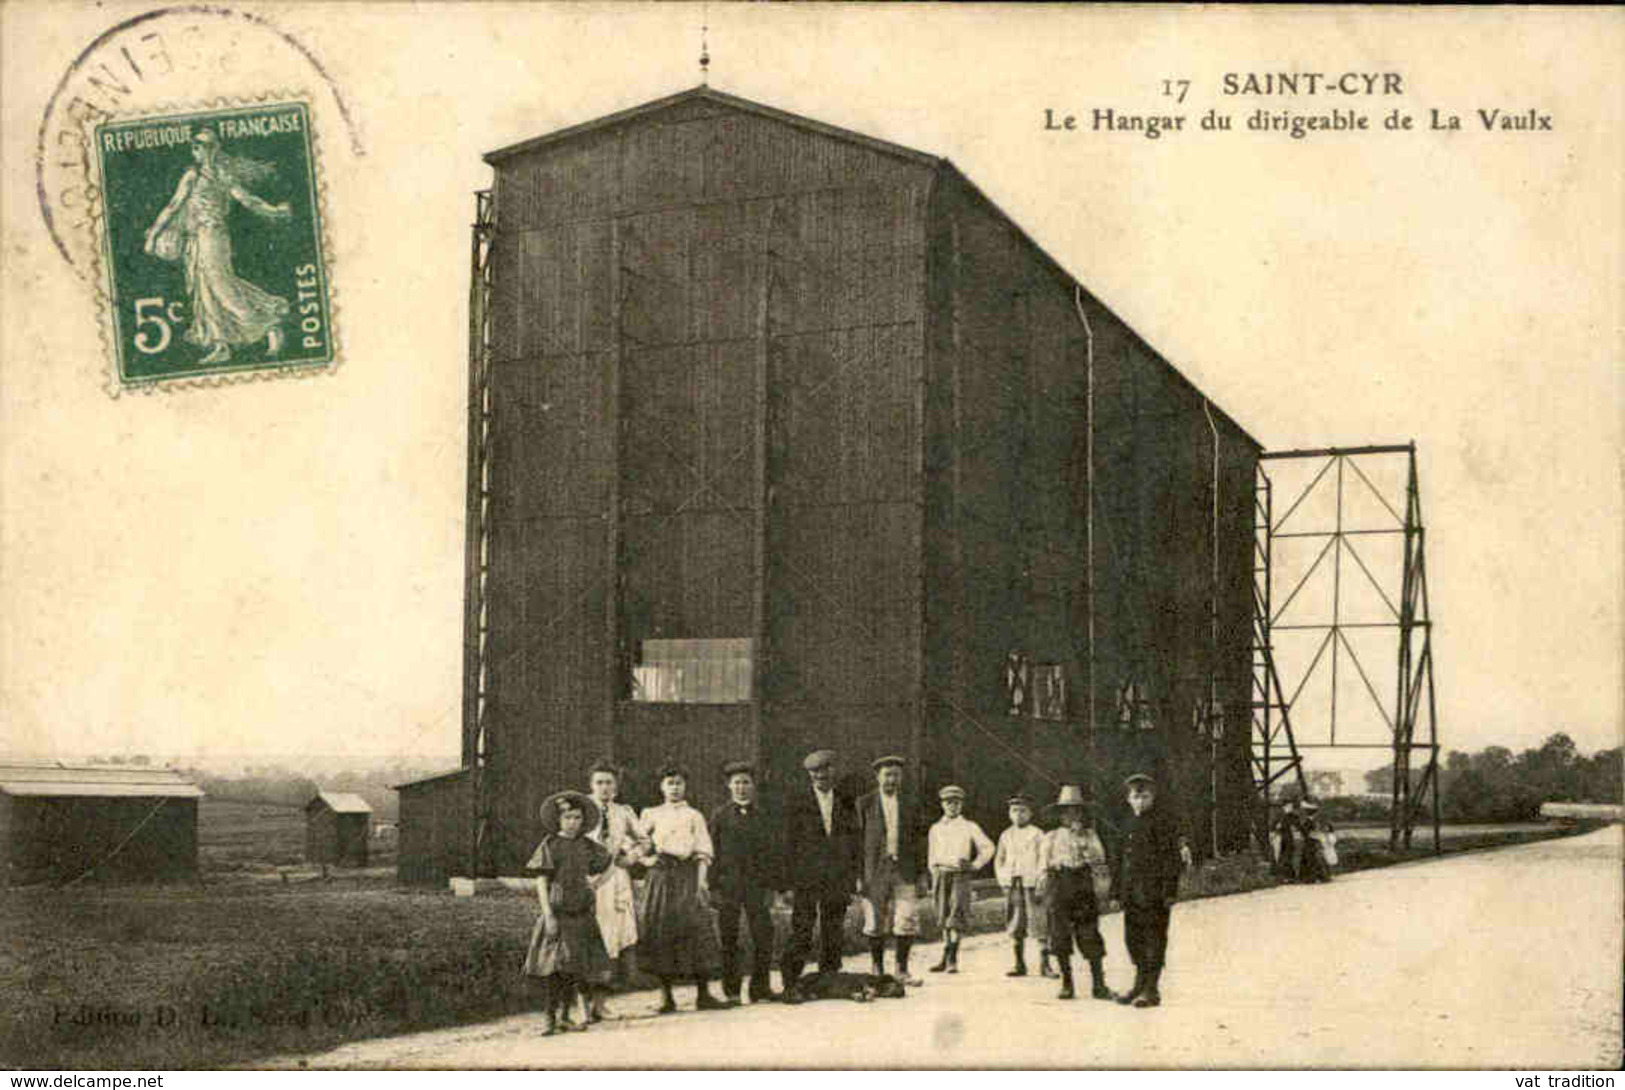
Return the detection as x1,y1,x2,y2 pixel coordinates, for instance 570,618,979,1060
1364,733,1621,823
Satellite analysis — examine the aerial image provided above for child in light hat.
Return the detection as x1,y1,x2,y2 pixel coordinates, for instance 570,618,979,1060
927,784,994,973
995,793,1052,978
1038,785,1112,1000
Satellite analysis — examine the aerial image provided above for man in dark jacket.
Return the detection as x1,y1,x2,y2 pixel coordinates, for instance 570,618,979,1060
856,754,926,986
709,760,783,1005
779,749,859,1000
1111,772,1183,1008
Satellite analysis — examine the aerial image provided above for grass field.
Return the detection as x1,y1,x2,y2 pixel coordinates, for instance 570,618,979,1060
0,807,1601,1070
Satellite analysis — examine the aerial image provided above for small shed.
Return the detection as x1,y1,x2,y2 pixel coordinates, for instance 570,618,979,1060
393,767,473,886
304,791,373,867
0,763,203,886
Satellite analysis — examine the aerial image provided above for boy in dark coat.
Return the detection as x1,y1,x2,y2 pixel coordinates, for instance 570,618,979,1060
708,759,783,1004
1111,772,1184,1008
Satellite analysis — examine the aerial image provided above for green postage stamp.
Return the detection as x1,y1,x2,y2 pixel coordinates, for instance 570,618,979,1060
89,99,335,390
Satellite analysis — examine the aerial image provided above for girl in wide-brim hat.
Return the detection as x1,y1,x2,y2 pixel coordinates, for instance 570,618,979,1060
523,790,614,1034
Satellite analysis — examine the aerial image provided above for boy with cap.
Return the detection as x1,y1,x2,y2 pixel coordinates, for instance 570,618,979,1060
780,748,859,1000
1038,784,1113,1000
857,754,926,985
926,785,995,973
1112,772,1183,1008
994,793,1052,978
709,760,783,1005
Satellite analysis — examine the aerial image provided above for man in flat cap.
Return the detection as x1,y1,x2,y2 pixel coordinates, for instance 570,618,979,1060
857,755,927,985
709,760,782,1005
1111,772,1184,1008
779,749,859,1000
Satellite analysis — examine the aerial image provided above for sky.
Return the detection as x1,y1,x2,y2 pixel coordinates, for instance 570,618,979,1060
2,4,1620,773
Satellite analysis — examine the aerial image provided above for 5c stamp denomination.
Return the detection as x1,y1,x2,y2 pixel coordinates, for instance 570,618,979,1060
90,100,334,389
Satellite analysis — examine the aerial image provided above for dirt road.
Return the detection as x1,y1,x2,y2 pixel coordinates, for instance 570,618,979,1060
276,825,1623,1069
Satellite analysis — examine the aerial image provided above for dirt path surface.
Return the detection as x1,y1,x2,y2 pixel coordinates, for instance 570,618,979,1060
273,826,1623,1069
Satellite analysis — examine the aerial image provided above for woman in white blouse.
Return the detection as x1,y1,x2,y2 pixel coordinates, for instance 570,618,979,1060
636,762,727,1013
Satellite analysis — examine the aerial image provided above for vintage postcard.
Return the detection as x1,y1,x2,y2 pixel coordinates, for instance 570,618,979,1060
0,2,1620,1077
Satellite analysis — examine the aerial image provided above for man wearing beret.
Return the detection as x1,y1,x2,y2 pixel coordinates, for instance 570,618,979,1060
780,749,860,1000
857,755,927,985
1111,772,1184,1008
709,760,783,1005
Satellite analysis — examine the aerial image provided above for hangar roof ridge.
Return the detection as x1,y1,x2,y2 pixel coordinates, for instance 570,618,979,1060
483,84,943,168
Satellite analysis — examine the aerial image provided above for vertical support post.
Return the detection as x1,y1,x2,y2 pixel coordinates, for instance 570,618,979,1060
465,188,496,878
912,181,934,787
753,206,774,769
605,218,624,761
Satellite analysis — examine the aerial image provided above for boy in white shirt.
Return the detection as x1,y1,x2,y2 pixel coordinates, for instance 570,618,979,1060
994,794,1052,979
927,785,995,974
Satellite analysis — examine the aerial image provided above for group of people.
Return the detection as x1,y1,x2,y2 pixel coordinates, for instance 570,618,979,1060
519,749,1186,1035
1272,798,1338,884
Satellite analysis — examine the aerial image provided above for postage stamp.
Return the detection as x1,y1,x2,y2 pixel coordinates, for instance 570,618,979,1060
88,99,335,389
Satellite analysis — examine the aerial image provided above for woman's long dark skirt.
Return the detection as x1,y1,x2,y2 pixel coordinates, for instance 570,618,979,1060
636,856,719,978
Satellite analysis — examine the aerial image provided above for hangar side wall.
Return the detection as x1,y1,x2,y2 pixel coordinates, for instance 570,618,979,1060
925,170,1257,850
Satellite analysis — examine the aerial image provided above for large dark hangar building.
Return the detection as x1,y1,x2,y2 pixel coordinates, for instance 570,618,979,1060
431,86,1265,877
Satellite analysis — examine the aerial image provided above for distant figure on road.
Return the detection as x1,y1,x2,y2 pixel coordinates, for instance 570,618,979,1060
1112,772,1184,1008
1298,800,1335,883
1273,799,1301,880
779,748,860,1002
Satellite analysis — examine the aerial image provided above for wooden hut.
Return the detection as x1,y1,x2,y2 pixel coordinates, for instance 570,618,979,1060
444,85,1260,878
0,763,202,885
393,768,474,886
304,790,372,868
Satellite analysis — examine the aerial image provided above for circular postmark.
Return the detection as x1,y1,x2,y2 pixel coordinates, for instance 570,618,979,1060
37,4,364,278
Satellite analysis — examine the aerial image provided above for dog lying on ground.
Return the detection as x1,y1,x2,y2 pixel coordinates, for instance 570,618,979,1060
789,971,907,1003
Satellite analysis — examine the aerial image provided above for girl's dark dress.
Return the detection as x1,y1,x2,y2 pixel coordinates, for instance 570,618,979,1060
522,833,614,983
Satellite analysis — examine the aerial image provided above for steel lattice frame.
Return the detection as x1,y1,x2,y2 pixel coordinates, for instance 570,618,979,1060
1253,444,1441,853
465,189,496,875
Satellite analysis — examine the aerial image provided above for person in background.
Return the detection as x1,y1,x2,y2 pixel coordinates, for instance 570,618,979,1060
584,759,647,1020
1037,784,1111,1000
1273,798,1301,881
857,755,926,986
523,791,613,1035
1298,799,1334,883
927,785,995,974
1112,772,1184,1008
636,762,727,1013
708,760,783,1005
780,749,859,1002
995,793,1053,979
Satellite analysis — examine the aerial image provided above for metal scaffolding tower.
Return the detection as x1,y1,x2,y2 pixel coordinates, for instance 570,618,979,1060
465,189,496,876
1254,443,1441,853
